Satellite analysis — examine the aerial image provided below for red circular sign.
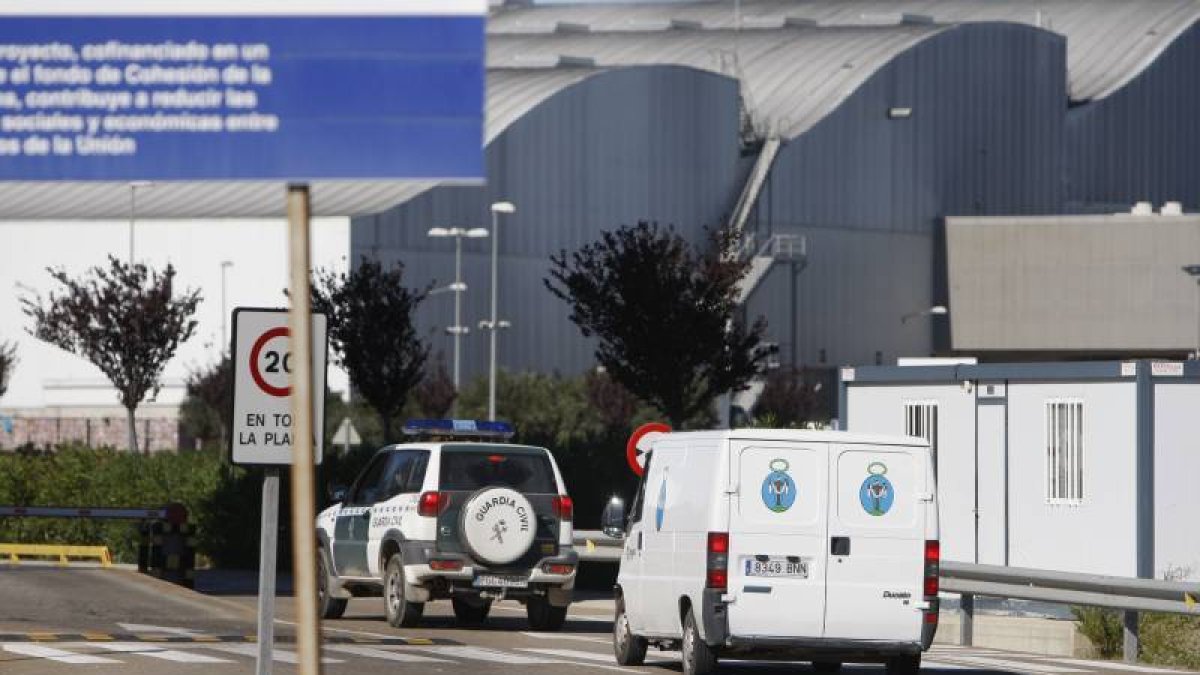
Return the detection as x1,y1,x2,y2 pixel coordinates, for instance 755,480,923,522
626,422,671,477
249,326,291,397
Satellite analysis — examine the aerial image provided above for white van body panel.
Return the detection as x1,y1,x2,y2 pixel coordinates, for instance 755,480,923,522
616,429,938,657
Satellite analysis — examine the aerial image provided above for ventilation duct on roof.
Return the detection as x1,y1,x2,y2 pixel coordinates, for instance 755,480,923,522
1161,202,1184,216
1131,201,1155,216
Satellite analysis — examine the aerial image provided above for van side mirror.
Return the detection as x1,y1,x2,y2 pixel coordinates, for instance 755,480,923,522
328,484,348,504
601,496,626,539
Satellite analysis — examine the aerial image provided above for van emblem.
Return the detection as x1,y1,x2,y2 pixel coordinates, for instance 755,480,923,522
760,458,797,513
859,461,895,516
655,478,667,531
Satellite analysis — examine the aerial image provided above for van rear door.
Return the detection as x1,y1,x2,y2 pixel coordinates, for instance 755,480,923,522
823,443,928,642
726,440,827,638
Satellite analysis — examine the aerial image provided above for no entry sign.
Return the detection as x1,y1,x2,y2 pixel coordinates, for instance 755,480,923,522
230,307,327,465
626,422,671,477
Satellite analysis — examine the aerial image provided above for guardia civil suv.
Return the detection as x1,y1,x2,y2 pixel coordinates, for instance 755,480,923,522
315,419,578,630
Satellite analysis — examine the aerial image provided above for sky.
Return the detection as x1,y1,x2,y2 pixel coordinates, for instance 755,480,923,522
0,217,350,409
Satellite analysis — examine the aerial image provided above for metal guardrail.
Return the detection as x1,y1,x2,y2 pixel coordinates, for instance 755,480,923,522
942,561,1199,615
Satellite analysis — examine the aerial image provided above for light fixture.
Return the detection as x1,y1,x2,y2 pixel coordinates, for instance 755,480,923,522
490,201,516,214
888,107,912,119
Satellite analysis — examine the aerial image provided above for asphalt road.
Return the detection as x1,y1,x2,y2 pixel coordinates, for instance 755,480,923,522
0,566,1191,675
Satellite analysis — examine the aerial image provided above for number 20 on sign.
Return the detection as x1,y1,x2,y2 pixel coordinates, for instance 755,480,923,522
230,308,328,466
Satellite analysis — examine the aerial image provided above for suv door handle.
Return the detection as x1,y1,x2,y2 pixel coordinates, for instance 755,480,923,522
831,536,850,556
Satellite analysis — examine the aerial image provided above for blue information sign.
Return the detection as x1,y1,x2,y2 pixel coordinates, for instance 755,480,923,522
0,2,485,181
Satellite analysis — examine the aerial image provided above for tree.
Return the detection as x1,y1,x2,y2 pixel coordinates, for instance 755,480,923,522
545,222,775,427
414,353,456,419
751,366,828,427
21,257,201,453
0,340,16,399
309,258,429,442
179,356,232,451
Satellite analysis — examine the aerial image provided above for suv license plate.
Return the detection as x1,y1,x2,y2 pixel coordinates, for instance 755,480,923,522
744,557,809,578
473,574,528,588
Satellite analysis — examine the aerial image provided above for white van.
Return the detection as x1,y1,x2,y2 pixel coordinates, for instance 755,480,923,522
603,429,939,675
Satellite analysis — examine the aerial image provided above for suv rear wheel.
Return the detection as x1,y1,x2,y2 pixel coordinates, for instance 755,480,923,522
526,596,567,631
384,556,423,628
451,596,491,626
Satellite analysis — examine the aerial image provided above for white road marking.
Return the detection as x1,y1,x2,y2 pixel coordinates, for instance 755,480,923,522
203,643,344,664
936,654,1089,673
1036,657,1184,673
89,642,232,663
491,604,608,623
520,647,675,663
415,645,570,664
922,660,977,670
2,643,120,664
325,644,451,663
116,623,210,637
519,632,612,644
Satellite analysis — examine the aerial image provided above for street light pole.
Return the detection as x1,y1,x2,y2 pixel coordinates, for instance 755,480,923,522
485,201,515,421
428,226,489,415
220,260,233,350
127,181,153,262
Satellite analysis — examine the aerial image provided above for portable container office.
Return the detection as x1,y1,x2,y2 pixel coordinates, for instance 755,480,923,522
839,360,1199,581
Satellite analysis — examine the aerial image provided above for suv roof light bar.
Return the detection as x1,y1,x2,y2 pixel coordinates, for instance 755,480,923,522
402,418,516,440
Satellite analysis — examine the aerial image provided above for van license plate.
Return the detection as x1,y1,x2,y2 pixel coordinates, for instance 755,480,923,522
473,574,528,588
744,557,809,578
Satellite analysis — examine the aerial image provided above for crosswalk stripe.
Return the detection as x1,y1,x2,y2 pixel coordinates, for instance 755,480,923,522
325,645,451,663
519,631,611,644
519,647,675,664
922,660,977,670
89,642,232,663
415,645,567,664
1036,657,1183,673
203,643,344,664
937,654,1090,673
2,643,120,664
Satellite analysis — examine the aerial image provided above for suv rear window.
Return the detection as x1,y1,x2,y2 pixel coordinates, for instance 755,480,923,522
439,446,557,494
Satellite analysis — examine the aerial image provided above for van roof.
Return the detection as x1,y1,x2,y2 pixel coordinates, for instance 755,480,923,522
655,428,929,447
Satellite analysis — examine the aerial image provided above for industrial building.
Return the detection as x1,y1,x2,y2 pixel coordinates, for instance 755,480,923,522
353,0,1200,395
840,360,1200,581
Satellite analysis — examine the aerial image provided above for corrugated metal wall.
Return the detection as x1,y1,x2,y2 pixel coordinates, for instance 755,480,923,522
744,23,1067,367
1065,23,1200,213
351,65,742,383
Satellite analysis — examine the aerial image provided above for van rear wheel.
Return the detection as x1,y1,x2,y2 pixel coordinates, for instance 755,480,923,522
681,609,717,675
526,596,567,631
613,600,647,666
886,655,921,675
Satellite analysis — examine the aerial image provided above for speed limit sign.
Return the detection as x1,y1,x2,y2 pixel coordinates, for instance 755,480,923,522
230,308,328,465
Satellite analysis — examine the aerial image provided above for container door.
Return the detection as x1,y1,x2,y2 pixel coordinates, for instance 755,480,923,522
823,444,927,642
726,441,827,638
976,382,1008,565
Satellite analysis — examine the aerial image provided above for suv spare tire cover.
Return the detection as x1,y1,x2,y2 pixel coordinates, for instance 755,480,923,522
459,487,537,565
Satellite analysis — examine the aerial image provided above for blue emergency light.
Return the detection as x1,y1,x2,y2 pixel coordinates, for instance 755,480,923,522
401,419,516,440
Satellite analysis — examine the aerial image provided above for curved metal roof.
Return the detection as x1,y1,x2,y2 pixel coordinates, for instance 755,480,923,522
489,0,1200,101
490,23,949,138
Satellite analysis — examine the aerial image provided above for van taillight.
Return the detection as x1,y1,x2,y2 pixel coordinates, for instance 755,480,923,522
706,532,729,590
418,491,446,517
924,540,940,597
553,495,574,521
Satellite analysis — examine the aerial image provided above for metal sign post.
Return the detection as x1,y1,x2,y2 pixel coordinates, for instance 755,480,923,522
256,467,280,675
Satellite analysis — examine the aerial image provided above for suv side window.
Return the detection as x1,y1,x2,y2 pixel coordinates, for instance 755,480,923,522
348,452,390,506
628,452,652,525
382,450,430,499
